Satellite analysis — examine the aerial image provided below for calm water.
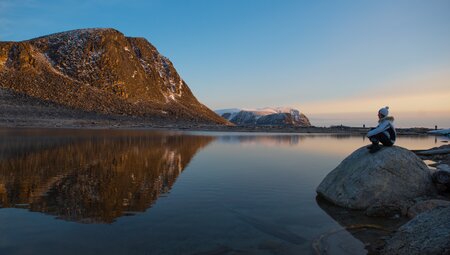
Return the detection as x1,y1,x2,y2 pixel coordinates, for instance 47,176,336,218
0,128,447,255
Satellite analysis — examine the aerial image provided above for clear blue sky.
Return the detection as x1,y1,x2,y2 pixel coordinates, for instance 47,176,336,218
1,0,449,126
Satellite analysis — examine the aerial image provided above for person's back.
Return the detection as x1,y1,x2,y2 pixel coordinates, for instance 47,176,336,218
366,106,396,153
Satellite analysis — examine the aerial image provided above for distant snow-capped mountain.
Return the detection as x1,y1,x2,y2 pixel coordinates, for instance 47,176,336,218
215,107,311,127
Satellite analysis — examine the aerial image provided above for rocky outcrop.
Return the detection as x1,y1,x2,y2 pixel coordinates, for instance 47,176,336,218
0,28,228,125
316,146,436,216
382,206,450,255
216,107,311,127
415,145,450,192
433,170,450,192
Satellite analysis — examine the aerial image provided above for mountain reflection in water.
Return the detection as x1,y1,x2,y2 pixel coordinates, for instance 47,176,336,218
0,129,215,223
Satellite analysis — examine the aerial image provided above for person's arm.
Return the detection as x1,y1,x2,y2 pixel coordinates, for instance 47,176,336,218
367,121,389,137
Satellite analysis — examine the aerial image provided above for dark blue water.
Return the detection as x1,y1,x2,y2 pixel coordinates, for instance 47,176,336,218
0,129,446,255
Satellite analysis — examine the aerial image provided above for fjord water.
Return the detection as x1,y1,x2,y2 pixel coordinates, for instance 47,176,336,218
0,129,446,255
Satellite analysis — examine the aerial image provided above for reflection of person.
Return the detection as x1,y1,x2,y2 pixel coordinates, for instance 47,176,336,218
366,106,396,153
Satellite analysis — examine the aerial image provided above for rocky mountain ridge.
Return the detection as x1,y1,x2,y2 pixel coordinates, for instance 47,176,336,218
0,28,228,125
216,107,311,127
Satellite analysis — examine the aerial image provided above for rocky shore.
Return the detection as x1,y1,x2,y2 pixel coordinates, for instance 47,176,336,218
316,144,450,254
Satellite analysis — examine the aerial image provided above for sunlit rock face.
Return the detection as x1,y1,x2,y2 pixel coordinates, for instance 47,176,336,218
0,28,228,125
0,130,215,223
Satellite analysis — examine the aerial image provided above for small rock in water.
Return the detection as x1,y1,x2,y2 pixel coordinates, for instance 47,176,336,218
437,164,450,172
432,171,450,192
432,170,450,186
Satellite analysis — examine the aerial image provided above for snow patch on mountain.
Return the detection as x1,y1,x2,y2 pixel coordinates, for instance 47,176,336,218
216,107,304,119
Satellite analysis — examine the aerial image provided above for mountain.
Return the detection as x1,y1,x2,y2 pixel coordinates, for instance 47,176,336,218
0,28,228,125
216,107,311,127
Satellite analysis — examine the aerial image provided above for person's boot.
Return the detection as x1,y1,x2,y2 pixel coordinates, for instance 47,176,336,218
367,143,377,149
369,143,381,153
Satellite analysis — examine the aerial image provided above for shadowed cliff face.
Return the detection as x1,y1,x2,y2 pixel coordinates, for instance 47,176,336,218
0,130,215,223
0,28,228,125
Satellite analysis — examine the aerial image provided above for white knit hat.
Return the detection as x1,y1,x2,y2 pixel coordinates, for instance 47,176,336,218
379,106,389,117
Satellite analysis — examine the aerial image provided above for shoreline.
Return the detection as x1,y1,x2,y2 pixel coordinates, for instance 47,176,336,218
0,120,437,136
1,87,444,136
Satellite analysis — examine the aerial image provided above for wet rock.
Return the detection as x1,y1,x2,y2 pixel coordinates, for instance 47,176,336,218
435,183,449,192
317,146,436,216
437,164,450,172
407,199,450,219
365,202,408,218
432,170,450,192
433,169,450,183
382,206,450,255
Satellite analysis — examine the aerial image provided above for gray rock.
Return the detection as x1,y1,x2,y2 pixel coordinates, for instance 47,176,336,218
432,170,450,192
433,169,450,184
437,164,450,172
365,203,407,218
407,199,450,219
317,146,436,216
382,206,450,255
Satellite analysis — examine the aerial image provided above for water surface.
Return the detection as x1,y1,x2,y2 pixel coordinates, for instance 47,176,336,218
0,128,447,255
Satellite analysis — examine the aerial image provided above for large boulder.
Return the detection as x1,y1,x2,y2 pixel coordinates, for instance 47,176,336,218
317,146,436,216
382,206,450,255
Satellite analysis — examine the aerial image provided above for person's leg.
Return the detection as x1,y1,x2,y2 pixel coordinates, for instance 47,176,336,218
378,132,393,146
367,128,378,146
367,133,384,153
368,133,392,153
367,138,378,149
369,136,379,145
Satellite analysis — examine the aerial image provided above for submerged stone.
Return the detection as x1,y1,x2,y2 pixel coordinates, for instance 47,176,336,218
407,199,450,219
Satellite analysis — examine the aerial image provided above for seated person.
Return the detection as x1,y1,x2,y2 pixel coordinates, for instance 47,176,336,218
367,106,396,153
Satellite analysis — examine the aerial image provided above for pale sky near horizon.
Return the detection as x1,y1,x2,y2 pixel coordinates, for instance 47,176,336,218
1,0,449,127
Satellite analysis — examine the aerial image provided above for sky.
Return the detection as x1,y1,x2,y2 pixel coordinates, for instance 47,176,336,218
1,0,449,127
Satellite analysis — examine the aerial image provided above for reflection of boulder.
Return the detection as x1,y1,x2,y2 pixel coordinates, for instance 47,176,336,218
317,146,436,216
0,131,214,223
316,197,406,255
